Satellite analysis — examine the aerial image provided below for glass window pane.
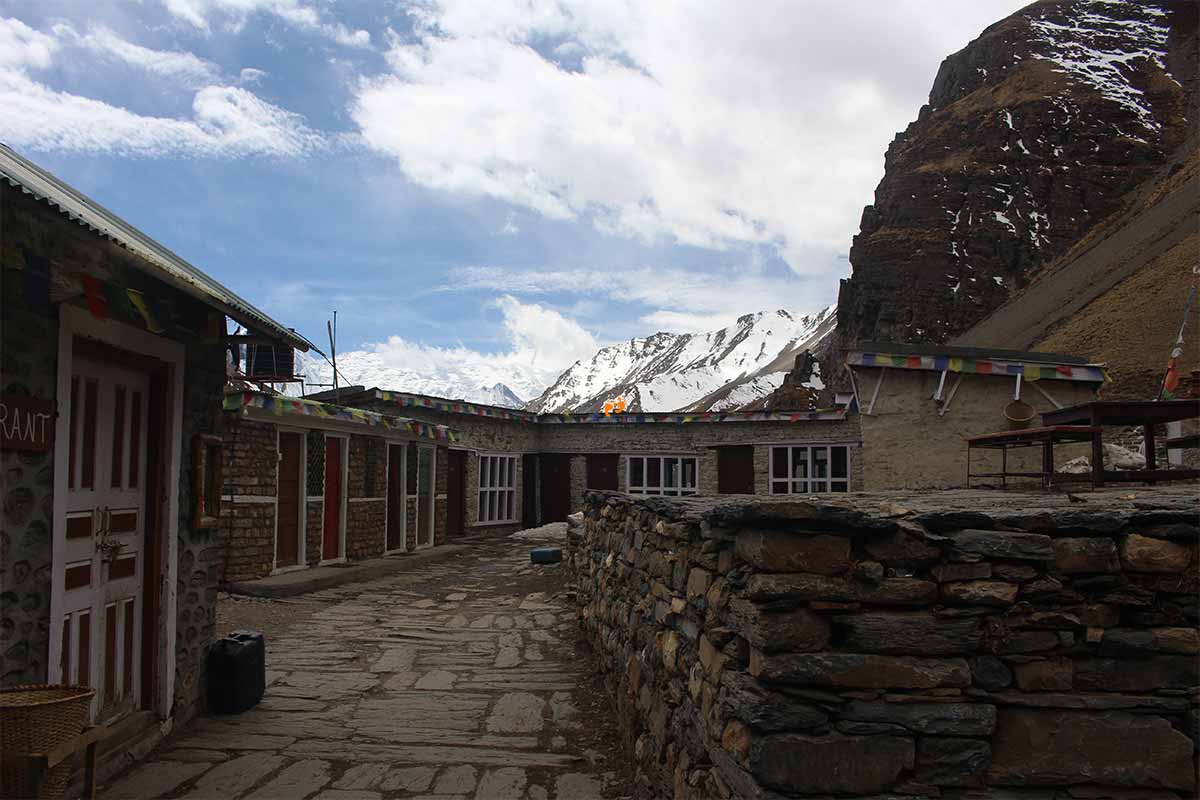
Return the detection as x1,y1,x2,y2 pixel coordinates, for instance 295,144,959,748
831,482,848,493
813,447,829,479
630,457,644,488
489,490,498,521
647,458,661,488
504,457,513,488
665,458,678,489
481,456,490,489
479,491,486,520
682,458,696,488
506,491,514,520
771,480,787,495
772,448,788,478
832,446,848,479
811,480,828,493
792,447,809,480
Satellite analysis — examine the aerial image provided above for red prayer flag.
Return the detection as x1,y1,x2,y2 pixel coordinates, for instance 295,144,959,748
905,355,921,368
976,360,993,375
79,274,108,320
1164,357,1180,396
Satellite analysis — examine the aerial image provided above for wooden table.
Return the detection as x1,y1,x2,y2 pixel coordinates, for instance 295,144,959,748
1039,399,1200,487
966,425,1102,488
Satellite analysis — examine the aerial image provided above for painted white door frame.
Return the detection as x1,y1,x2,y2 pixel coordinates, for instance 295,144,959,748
49,305,184,721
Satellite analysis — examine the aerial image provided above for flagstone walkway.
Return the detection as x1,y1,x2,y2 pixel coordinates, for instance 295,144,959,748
103,534,629,800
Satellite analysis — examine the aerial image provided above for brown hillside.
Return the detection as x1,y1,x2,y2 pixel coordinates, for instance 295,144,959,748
1035,230,1199,400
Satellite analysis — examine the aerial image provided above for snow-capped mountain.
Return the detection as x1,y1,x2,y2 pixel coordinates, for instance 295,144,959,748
290,351,526,408
525,306,836,413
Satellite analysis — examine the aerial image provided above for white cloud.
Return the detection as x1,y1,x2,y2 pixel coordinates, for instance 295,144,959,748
164,0,371,48
0,17,58,69
444,264,830,333
238,67,268,84
352,0,1028,272
316,294,600,399
54,24,220,87
0,70,324,158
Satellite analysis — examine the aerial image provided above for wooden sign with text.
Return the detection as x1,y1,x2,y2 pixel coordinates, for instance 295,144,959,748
0,393,55,451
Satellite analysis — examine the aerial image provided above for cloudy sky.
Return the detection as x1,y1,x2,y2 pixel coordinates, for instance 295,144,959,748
1,0,1027,394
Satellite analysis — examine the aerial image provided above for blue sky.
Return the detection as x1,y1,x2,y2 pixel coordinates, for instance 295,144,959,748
0,0,1025,394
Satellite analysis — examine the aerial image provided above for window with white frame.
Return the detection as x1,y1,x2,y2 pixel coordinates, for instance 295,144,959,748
478,454,516,523
770,445,851,494
626,455,698,496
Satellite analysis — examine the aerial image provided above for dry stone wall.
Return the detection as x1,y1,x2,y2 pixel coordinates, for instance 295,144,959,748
569,488,1199,799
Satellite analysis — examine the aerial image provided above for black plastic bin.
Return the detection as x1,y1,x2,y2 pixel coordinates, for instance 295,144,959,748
207,630,265,715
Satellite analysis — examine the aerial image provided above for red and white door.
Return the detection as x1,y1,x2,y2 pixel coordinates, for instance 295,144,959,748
61,356,148,722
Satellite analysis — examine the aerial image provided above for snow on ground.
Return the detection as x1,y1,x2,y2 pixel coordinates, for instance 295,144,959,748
510,521,568,541
1026,1,1174,132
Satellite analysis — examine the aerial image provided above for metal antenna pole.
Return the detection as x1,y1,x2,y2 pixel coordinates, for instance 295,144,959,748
328,311,339,405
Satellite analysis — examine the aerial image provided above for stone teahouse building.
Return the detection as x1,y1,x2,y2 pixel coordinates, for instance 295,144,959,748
0,146,309,749
337,388,865,537
217,391,456,583
846,342,1106,489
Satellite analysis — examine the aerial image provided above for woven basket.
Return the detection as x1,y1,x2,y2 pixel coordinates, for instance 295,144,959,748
1,684,94,799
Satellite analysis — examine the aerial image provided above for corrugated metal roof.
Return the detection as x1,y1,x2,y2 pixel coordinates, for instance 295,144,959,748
0,143,312,352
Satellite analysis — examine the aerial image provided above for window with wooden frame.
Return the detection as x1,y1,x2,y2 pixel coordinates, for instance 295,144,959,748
478,454,516,524
770,445,850,494
193,433,224,528
626,455,698,496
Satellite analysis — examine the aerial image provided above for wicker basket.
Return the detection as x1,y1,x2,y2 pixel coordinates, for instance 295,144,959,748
1,684,95,799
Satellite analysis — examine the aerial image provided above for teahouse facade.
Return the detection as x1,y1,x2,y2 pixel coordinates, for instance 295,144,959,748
338,389,866,537
845,342,1107,489
0,146,308,738
217,391,456,583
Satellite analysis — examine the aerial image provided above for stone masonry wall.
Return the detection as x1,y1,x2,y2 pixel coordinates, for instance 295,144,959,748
218,418,278,584
345,435,387,561
570,489,1199,798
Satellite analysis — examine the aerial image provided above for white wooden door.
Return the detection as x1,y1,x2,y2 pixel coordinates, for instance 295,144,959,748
60,356,148,722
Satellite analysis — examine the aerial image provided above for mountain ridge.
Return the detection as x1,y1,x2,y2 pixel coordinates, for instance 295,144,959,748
524,306,836,413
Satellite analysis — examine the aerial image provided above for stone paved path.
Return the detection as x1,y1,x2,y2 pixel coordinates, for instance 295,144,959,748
103,534,627,799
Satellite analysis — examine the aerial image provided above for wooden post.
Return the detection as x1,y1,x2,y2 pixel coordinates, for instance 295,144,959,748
1091,407,1104,489
1042,439,1054,490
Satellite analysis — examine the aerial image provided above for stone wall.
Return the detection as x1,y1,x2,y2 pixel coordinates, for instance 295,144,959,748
570,488,1199,798
345,434,387,561
0,273,57,685
218,419,278,584
171,327,228,724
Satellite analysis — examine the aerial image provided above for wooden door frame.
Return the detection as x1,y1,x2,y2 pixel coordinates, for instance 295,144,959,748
272,427,307,575
320,433,348,565
383,441,408,555
50,305,184,720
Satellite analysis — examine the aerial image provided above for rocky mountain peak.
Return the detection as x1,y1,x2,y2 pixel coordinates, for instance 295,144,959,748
835,0,1195,357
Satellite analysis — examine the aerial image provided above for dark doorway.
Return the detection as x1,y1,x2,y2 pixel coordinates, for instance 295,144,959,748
717,445,756,494
446,450,467,537
539,453,573,523
586,453,619,491
386,444,404,551
276,432,303,567
522,454,538,527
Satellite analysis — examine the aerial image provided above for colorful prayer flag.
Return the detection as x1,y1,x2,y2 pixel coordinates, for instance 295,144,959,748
80,274,108,320
125,288,164,333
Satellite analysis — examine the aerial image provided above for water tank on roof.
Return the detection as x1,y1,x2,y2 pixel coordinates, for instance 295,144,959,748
246,344,295,379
